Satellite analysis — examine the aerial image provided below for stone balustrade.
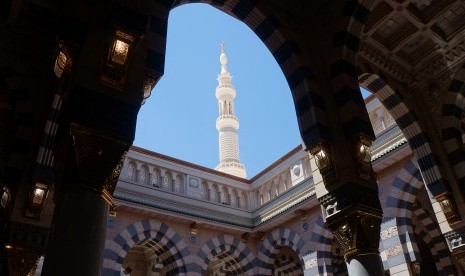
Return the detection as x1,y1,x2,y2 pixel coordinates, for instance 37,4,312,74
116,146,313,213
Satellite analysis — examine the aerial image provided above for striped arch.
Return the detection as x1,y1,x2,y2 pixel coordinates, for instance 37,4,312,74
172,0,330,150
329,0,378,141
440,62,465,191
102,219,190,276
256,228,305,276
359,73,449,197
309,216,333,275
195,234,254,276
382,161,455,274
411,203,455,275
384,160,423,219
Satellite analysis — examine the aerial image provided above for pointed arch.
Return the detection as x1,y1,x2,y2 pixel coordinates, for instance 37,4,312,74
381,161,455,275
102,219,190,276
440,63,465,192
359,73,449,197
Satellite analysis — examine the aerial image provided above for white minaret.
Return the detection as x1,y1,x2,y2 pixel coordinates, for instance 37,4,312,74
214,42,247,178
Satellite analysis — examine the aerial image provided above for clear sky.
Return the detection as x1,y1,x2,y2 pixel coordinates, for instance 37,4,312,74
134,4,371,178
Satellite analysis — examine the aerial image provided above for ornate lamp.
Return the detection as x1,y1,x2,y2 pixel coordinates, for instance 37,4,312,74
141,71,158,105
24,183,49,219
1,186,10,209
53,43,72,78
354,135,375,181
437,193,461,225
101,30,134,88
310,142,337,186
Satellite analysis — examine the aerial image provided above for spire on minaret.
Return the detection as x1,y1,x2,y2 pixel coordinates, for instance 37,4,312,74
220,42,228,74
214,43,247,178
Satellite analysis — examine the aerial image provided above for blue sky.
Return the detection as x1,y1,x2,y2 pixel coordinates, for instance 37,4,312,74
135,4,370,178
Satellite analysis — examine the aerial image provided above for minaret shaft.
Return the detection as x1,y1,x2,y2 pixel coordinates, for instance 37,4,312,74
214,44,247,178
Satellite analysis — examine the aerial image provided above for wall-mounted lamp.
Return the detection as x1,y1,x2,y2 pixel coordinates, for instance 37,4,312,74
53,43,72,78
24,183,49,219
410,261,421,275
101,30,135,88
354,135,375,181
1,186,10,209
109,205,118,217
294,209,307,221
241,233,249,243
437,193,461,226
141,71,158,105
310,142,337,186
190,222,198,235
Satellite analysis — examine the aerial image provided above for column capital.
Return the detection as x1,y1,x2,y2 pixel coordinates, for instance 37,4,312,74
55,123,129,204
326,209,382,259
320,182,382,260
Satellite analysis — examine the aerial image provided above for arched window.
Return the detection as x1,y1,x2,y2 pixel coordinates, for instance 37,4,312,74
163,172,171,191
240,192,247,209
127,162,136,181
370,112,384,135
152,168,161,188
382,108,395,129
220,187,229,204
173,174,183,193
211,184,219,203
139,166,148,184
232,189,239,207
201,181,208,200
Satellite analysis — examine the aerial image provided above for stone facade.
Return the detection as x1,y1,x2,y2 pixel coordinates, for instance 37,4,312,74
96,97,456,275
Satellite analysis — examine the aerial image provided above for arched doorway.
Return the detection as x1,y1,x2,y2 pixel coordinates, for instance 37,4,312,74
271,246,304,275
122,238,179,276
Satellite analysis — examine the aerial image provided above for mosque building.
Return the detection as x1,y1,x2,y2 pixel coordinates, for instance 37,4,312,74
100,46,455,275
2,1,465,275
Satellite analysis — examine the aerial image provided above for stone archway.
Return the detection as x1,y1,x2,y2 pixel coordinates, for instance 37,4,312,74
381,160,455,275
102,219,190,276
196,234,254,276
256,228,305,275
359,73,450,197
439,63,465,191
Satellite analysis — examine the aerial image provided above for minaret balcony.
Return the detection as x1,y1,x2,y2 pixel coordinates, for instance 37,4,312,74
215,85,236,99
216,115,239,130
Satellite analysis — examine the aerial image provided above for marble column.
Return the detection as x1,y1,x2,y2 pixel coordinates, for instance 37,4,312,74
41,123,128,276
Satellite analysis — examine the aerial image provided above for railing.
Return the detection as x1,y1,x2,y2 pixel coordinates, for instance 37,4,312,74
216,114,238,122
116,147,313,214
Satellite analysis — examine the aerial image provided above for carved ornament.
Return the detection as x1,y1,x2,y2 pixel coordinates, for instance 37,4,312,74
54,123,130,204
359,42,412,83
380,226,398,241
325,209,382,260
452,245,465,273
